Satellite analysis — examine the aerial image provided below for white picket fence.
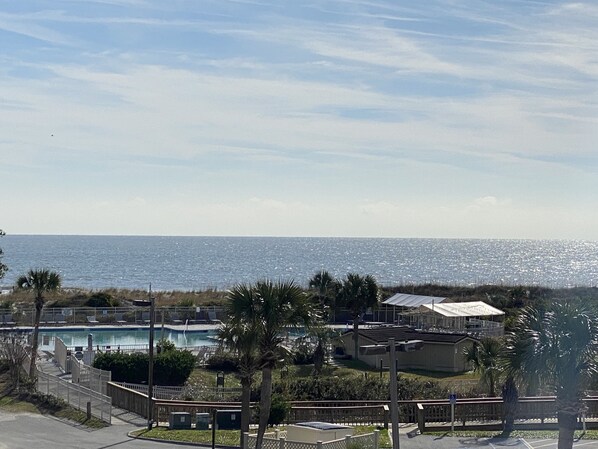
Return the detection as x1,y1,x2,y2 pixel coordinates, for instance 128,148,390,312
245,430,379,449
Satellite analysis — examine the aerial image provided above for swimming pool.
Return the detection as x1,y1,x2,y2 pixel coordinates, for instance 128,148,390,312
39,327,218,350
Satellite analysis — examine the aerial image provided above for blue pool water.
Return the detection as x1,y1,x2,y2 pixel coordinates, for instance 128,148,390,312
39,327,218,350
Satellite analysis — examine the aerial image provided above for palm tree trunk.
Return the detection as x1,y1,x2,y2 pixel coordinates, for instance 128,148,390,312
256,365,274,449
240,376,252,449
29,305,42,379
557,410,577,449
353,319,359,360
502,377,518,433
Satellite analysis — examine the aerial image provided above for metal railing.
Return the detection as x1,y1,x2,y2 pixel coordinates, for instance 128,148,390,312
35,369,112,424
71,356,112,395
110,380,242,401
112,382,183,400
1,305,226,327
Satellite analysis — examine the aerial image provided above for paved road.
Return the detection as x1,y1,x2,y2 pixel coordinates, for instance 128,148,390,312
398,434,531,449
525,438,598,449
399,433,598,449
3,410,598,449
0,410,188,449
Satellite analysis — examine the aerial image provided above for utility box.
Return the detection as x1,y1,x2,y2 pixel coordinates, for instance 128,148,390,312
195,413,210,430
169,412,192,430
216,410,241,430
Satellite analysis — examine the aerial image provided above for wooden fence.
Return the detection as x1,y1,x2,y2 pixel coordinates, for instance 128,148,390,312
106,382,598,432
417,396,598,432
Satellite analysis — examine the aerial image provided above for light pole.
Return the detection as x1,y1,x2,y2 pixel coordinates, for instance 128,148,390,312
360,338,424,449
147,288,155,431
388,338,400,449
133,285,155,431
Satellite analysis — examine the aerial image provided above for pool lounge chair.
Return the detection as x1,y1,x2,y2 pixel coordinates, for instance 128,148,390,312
2,314,15,326
170,312,183,325
115,313,127,325
42,313,56,325
86,315,99,324
207,311,222,324
56,313,67,325
142,312,151,324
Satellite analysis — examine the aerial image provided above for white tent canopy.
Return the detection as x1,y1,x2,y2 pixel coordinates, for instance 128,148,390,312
419,301,504,318
382,293,448,308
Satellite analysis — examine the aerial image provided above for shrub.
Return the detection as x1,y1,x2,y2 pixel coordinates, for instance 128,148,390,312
157,338,176,353
268,394,290,425
278,374,457,401
206,350,239,372
292,344,314,365
254,393,290,425
86,292,119,308
153,349,196,385
93,348,195,386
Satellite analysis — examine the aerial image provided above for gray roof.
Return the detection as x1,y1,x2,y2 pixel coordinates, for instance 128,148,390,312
382,293,448,308
346,326,475,344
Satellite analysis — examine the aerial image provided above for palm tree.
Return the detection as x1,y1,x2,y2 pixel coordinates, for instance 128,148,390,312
308,325,337,376
503,300,598,449
15,269,62,378
463,337,503,397
226,280,316,449
337,273,379,361
0,229,7,281
501,375,519,433
308,270,339,321
219,284,260,448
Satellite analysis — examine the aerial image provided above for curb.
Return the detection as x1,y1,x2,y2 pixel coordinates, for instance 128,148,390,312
127,428,238,448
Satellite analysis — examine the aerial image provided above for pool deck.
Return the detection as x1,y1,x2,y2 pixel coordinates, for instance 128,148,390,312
0,323,222,332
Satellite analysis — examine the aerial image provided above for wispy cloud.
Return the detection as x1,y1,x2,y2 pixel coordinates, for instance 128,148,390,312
1,0,597,238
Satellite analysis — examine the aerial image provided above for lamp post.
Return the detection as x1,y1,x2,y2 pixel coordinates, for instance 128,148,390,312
133,285,155,431
360,338,424,449
388,338,400,449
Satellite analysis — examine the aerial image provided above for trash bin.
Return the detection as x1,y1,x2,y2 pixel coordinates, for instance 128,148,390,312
169,412,192,429
216,410,241,430
196,413,210,430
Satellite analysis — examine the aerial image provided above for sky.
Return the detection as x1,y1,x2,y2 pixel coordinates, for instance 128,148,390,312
0,1,597,239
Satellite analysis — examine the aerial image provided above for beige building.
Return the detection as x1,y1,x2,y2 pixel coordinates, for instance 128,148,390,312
339,326,477,373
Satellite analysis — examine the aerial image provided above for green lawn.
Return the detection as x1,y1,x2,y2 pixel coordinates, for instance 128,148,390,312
133,425,391,447
189,360,480,392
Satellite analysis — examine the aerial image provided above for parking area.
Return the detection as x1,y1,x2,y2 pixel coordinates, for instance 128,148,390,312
400,434,598,449
526,438,598,448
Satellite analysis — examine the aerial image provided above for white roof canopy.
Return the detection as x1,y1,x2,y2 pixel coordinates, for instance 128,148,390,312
382,293,448,308
419,301,504,317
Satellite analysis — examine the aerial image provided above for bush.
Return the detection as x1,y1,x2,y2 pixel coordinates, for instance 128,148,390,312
157,338,176,353
254,393,290,425
292,344,314,365
85,292,119,308
268,394,290,425
206,350,239,372
278,374,457,401
93,348,195,386
154,349,196,385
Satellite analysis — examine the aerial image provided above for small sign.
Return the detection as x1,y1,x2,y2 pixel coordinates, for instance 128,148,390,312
449,393,457,404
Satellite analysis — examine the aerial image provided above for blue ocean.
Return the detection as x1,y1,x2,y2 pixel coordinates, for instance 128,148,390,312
1,235,598,290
